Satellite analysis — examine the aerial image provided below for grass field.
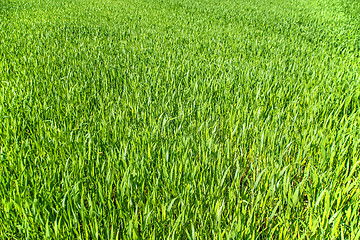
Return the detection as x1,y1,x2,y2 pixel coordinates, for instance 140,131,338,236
1,0,360,238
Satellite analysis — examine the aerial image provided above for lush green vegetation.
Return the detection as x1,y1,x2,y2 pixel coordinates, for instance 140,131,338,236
1,0,360,238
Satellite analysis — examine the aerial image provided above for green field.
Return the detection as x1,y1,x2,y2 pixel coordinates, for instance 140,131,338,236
1,0,360,238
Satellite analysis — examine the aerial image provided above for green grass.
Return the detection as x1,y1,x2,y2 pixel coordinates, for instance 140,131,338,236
1,0,360,238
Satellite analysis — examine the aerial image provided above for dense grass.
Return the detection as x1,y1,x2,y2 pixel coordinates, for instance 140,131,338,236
1,0,360,238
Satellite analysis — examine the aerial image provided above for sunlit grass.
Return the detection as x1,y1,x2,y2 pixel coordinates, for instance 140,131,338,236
1,0,360,238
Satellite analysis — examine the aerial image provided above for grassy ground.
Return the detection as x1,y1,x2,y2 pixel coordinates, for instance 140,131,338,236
1,0,360,238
